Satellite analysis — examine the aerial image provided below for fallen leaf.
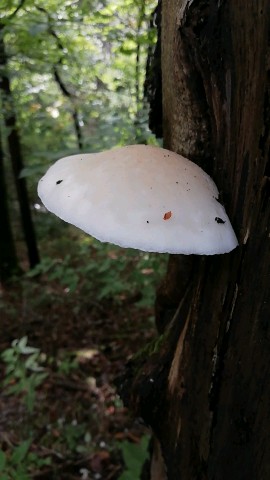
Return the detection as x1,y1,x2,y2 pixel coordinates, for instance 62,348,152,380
90,450,110,472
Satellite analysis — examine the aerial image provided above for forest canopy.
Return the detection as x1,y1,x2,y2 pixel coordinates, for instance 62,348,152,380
1,0,157,172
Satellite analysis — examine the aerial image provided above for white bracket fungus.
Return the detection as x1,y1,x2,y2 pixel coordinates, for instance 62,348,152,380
38,145,238,255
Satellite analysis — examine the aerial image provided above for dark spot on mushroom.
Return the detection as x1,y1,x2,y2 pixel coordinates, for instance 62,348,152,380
146,220,149,224
176,181,179,184
215,217,226,224
56,180,63,185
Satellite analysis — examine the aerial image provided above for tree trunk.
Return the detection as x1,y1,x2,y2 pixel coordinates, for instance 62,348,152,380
36,6,83,151
53,67,83,150
0,26,40,269
119,1,270,479
0,130,20,283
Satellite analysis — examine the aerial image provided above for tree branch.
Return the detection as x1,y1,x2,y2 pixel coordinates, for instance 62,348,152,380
35,5,83,149
9,0,26,19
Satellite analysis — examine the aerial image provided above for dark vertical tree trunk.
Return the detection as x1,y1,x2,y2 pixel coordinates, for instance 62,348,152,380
0,130,20,283
119,1,270,479
0,27,40,269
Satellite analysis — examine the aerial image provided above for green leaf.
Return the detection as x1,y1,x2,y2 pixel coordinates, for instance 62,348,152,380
0,450,6,472
19,164,45,178
20,345,39,355
1,348,16,362
17,337,28,351
11,439,32,465
118,435,150,480
119,46,136,55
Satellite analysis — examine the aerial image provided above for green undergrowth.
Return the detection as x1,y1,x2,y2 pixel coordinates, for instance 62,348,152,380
0,217,167,479
0,337,151,479
26,215,168,309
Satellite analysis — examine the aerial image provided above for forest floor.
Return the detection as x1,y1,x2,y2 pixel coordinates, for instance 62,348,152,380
0,229,166,480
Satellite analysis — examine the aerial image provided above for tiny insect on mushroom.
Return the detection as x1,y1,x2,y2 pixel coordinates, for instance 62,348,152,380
37,145,238,255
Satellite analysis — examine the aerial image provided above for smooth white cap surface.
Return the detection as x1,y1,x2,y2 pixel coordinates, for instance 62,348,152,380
38,145,238,255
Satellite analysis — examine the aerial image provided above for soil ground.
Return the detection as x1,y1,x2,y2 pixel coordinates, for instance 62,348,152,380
0,277,156,480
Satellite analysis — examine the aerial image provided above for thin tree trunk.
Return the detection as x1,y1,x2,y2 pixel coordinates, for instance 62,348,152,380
0,26,40,269
135,2,145,116
0,129,20,283
37,6,83,151
144,0,162,138
53,67,83,150
119,1,270,479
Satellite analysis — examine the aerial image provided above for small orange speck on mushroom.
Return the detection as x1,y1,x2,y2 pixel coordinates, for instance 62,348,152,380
163,211,172,220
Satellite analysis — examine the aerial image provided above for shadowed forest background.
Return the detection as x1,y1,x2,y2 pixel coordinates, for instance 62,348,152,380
0,1,165,479
3,1,270,479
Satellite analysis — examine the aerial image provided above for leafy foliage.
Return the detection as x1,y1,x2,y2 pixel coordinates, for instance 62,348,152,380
1,0,157,191
25,232,168,308
1,336,48,413
118,435,150,480
0,334,153,478
0,439,51,480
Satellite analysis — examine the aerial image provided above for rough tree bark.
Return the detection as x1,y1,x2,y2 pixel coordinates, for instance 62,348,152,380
119,1,270,479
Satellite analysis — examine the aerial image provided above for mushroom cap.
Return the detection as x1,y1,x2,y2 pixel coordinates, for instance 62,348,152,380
37,145,238,255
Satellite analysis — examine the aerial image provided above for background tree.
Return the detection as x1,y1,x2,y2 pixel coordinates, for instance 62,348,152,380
0,26,40,269
0,129,20,283
121,1,270,479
